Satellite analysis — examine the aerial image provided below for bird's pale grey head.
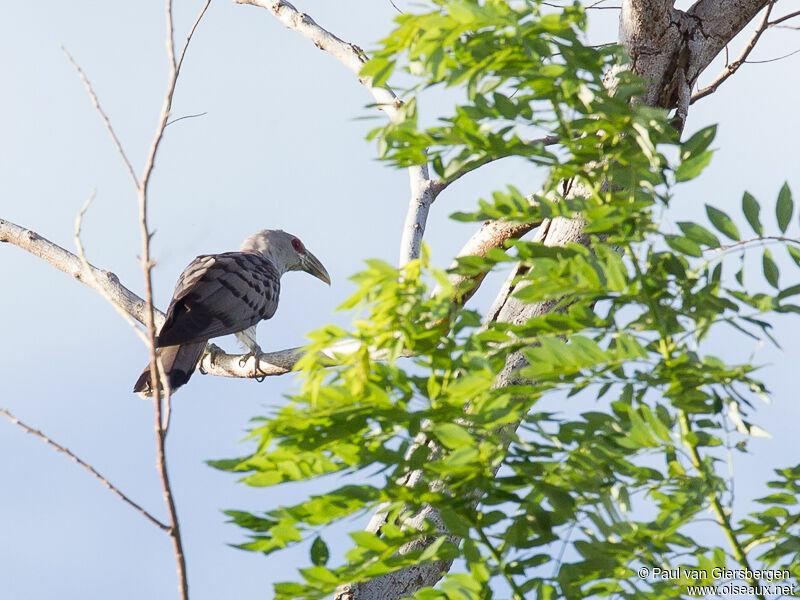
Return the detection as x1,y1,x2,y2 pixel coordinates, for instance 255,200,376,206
240,229,330,285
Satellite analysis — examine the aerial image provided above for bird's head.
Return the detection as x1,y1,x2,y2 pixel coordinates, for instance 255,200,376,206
241,229,331,285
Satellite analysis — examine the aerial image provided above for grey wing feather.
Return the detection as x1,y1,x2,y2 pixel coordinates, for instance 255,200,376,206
156,252,280,347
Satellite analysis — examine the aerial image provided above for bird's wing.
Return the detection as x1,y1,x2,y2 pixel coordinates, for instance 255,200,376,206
156,252,280,347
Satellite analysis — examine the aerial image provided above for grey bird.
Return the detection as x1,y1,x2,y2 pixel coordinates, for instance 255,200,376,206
133,229,330,396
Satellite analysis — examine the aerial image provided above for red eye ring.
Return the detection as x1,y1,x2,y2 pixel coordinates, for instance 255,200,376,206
291,238,307,254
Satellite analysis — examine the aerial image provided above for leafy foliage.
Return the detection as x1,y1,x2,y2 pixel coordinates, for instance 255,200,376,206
213,1,800,598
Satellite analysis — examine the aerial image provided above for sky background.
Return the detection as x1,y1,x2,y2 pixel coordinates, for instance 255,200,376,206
1,1,799,598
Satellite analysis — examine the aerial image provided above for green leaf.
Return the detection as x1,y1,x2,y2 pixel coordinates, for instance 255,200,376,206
310,536,329,566
788,244,800,268
435,423,476,449
350,531,388,552
706,205,740,241
664,234,702,257
677,222,720,248
763,249,779,288
493,92,518,120
742,192,762,235
681,124,716,159
777,182,793,233
360,57,395,88
675,150,713,182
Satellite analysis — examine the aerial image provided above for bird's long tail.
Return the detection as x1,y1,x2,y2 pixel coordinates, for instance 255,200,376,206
132,342,206,397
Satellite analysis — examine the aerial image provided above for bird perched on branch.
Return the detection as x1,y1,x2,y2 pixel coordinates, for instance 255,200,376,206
133,229,330,396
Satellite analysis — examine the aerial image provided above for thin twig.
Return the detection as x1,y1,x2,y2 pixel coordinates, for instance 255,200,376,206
710,235,800,253
62,47,139,188
137,0,211,596
136,0,190,596
691,1,776,103
165,111,209,127
745,47,800,63
0,408,169,531
74,191,150,346
177,0,212,74
767,9,800,28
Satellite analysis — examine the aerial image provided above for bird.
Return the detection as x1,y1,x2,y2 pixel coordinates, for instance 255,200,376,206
133,229,330,396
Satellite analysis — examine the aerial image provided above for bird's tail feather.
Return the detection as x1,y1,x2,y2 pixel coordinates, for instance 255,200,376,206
132,342,206,397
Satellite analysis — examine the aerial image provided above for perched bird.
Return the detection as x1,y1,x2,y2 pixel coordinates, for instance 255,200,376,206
133,229,330,396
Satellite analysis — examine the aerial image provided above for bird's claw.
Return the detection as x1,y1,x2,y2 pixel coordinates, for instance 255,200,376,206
200,345,222,375
239,346,267,382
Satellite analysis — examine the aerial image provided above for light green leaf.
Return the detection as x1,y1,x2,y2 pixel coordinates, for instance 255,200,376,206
435,423,476,449
675,150,713,182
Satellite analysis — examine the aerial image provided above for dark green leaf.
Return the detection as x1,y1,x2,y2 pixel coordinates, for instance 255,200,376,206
742,192,762,235
665,234,702,257
310,536,329,567
788,245,800,268
706,205,740,240
681,124,716,159
677,222,720,247
777,182,793,233
763,249,779,288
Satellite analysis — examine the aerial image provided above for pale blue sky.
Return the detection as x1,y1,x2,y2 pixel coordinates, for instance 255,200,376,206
1,2,799,599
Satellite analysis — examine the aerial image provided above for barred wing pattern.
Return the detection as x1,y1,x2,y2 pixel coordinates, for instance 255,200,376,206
157,252,280,347
133,252,280,395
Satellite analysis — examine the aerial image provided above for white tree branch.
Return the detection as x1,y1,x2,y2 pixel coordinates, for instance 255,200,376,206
234,0,438,266
1,217,162,328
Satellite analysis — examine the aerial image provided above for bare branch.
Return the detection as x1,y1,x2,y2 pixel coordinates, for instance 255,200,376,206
0,408,169,532
165,111,209,127
1,217,162,327
133,1,212,596
710,235,800,252
691,0,775,103
437,217,542,305
767,9,800,27
62,47,139,188
745,46,800,63
177,0,212,74
74,192,151,346
398,166,437,266
235,0,436,266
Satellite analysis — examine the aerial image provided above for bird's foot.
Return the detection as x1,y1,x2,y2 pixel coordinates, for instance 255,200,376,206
199,344,221,375
239,345,267,382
